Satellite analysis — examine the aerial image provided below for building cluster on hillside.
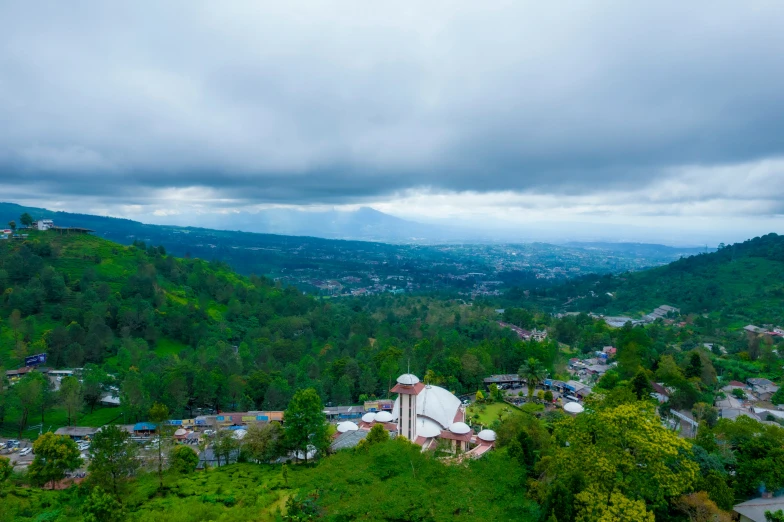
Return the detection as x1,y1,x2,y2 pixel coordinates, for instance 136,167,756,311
598,304,680,328
744,324,784,337
482,373,593,402
497,322,548,342
654,378,784,432
331,373,496,459
567,351,615,382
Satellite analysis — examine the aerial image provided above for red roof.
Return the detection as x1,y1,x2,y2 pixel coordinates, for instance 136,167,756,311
390,382,425,395
727,381,746,387
439,430,473,442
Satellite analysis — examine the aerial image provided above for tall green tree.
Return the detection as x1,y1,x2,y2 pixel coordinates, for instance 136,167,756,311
630,369,653,400
551,402,698,510
284,388,330,464
148,402,170,489
28,433,82,489
82,487,125,522
59,375,83,426
0,366,6,429
20,213,34,227
88,424,140,496
11,372,46,437
685,352,703,379
243,422,284,463
214,429,239,467
0,455,12,484
518,358,546,399
82,365,108,414
121,369,148,423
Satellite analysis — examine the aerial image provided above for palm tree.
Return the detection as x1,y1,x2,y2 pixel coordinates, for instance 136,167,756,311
518,358,546,399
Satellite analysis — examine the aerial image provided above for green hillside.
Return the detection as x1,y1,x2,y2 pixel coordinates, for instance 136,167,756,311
0,230,563,437
535,233,784,326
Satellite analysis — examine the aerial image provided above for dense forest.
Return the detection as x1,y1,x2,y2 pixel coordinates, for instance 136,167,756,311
514,232,784,326
0,231,565,432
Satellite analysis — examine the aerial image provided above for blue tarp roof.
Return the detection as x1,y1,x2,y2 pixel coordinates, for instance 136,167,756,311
134,422,157,431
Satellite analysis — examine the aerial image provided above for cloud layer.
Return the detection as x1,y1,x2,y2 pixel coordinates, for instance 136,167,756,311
1,1,783,240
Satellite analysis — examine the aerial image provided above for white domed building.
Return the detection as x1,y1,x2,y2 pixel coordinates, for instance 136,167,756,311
382,373,495,455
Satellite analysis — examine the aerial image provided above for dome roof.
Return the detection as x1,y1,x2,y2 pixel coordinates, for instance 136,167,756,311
361,412,376,423
232,429,247,440
374,411,394,423
477,429,497,442
417,416,442,438
397,373,420,385
174,428,187,436
564,402,584,414
337,421,359,433
417,385,462,429
449,422,471,435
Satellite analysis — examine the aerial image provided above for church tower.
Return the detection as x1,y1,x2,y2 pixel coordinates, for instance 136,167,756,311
390,373,424,441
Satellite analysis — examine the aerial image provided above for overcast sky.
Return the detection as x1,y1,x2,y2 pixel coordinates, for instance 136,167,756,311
1,1,783,244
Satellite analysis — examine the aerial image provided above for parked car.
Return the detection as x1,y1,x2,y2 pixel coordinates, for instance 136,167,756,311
6,440,20,449
19,447,32,457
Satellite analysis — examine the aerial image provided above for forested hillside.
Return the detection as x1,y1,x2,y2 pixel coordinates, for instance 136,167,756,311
3,230,784,521
0,231,561,426
527,233,784,326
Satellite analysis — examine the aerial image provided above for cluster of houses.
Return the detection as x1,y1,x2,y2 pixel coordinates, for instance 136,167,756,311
1,219,93,240
567,347,617,381
744,324,784,338
497,322,548,342
482,373,593,402
598,304,680,328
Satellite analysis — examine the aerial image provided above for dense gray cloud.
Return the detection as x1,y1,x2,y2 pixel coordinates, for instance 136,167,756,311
1,1,784,236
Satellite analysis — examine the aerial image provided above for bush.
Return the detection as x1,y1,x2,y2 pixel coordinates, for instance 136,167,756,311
170,445,199,474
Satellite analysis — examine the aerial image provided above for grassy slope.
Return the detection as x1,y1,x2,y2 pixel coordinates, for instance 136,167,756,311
467,401,522,426
2,441,533,521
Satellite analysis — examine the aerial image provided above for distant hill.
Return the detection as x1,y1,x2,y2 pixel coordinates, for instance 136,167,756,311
0,202,464,243
563,241,709,258
540,233,784,326
0,202,705,294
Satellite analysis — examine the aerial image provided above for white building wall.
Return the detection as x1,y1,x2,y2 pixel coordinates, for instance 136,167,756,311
398,393,417,440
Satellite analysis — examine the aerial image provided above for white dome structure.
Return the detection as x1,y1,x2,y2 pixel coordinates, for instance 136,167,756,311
477,429,497,442
232,429,247,440
397,373,420,385
374,411,394,423
564,402,584,414
361,412,376,423
416,416,442,438
174,428,187,437
337,421,359,433
417,385,462,429
448,422,471,435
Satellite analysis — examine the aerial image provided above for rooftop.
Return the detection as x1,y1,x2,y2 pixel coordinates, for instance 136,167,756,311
54,426,100,437
734,496,784,522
